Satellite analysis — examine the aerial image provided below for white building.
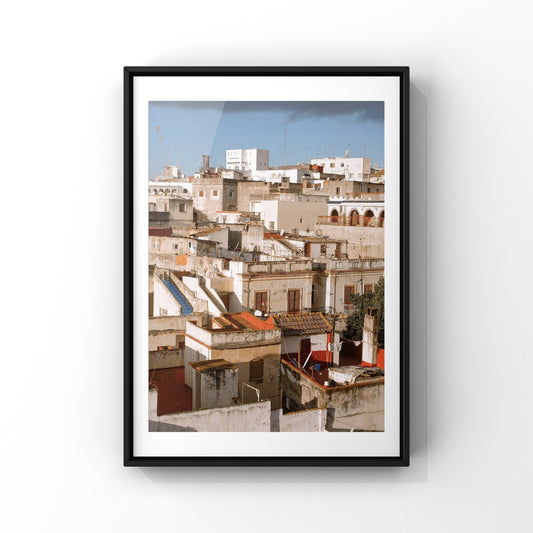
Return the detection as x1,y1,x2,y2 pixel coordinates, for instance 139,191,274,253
250,168,312,184
310,156,371,180
226,149,269,171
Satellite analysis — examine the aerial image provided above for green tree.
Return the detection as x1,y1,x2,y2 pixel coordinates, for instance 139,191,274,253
343,277,384,348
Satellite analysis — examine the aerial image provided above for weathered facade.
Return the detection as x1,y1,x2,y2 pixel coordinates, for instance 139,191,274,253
192,177,238,219
281,361,384,431
184,313,283,410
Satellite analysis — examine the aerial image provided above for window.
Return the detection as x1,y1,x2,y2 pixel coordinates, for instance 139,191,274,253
330,163,335,168
249,357,264,381
159,308,168,316
269,221,275,230
188,241,192,248
179,202,186,212
320,244,327,254
212,190,218,197
288,289,301,314
174,244,179,250
340,163,344,167
299,217,303,223
336,187,341,195
364,283,374,294
344,285,355,311
228,190,234,198
254,291,268,314
199,190,205,197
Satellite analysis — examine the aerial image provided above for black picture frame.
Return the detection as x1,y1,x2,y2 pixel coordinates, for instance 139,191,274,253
124,66,409,467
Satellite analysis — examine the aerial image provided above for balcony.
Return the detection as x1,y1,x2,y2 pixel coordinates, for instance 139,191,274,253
317,215,384,227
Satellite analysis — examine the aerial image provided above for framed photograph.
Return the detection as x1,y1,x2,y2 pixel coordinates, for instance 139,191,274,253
124,66,409,466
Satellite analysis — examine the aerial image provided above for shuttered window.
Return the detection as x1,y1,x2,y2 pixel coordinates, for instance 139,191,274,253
344,285,355,311
288,289,301,314
254,292,268,314
249,357,264,381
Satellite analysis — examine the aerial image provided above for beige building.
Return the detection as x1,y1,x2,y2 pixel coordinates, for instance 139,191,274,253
252,193,328,232
227,259,314,315
192,177,238,220
184,312,283,410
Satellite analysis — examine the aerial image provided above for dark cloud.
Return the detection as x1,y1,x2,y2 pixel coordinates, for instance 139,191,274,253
150,101,383,123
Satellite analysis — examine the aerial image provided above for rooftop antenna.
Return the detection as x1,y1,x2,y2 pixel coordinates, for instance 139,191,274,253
156,125,168,167
363,144,366,158
176,145,183,170
282,127,287,166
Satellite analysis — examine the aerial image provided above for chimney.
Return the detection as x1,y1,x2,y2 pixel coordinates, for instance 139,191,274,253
201,155,210,171
362,307,379,366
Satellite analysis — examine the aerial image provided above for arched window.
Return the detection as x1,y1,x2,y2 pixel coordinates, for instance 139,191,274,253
363,209,374,227
349,210,359,226
330,209,339,224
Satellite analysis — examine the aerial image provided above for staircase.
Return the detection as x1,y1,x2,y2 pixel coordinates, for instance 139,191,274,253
162,279,194,316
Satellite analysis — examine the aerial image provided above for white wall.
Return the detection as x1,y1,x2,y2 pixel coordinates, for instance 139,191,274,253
2,1,532,533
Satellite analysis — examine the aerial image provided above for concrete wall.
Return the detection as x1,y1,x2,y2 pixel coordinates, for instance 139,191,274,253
148,330,183,351
193,178,238,219
149,349,184,370
280,361,384,431
256,196,328,232
211,344,282,410
270,408,327,432
232,271,313,314
149,389,271,432
168,198,194,222
148,313,209,332
324,269,384,314
315,224,385,259
236,181,271,212
153,273,182,317
182,276,225,316
192,365,238,410
282,333,329,360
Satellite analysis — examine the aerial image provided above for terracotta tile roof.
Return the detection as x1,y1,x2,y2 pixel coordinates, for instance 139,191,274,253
211,312,277,331
264,233,285,239
272,312,332,336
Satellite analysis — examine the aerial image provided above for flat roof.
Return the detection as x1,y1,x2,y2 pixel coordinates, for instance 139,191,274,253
211,312,277,332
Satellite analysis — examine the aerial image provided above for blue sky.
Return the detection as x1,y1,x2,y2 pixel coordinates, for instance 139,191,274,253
148,101,384,178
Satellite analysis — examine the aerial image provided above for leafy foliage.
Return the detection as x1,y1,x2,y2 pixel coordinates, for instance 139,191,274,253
343,277,384,348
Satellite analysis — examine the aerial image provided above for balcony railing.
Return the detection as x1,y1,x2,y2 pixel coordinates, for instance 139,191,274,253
341,192,384,200
317,215,384,227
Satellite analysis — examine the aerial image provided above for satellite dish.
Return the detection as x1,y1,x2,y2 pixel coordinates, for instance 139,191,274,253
254,310,263,317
